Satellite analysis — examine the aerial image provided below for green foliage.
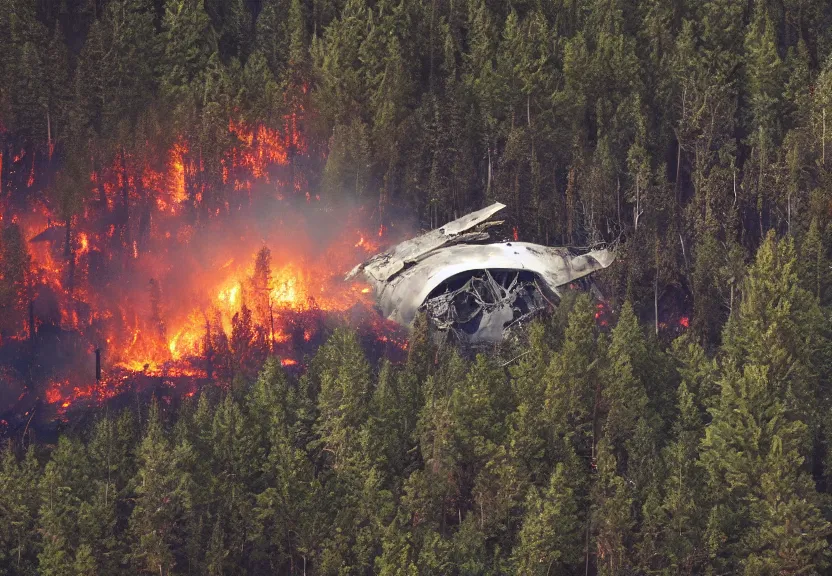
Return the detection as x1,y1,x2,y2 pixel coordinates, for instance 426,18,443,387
0,445,40,576
513,442,586,575
312,327,372,467
0,224,32,337
6,1,832,573
128,400,193,575
545,294,598,453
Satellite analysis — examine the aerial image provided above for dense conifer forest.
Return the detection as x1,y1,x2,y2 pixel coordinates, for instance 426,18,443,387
3,0,832,573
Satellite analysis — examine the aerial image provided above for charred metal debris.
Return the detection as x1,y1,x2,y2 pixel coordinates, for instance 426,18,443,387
347,203,615,344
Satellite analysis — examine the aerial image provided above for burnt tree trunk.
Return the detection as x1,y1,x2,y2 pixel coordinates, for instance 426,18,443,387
204,320,214,381
65,218,76,291
96,155,107,208
120,148,132,266
64,217,71,259
29,301,35,342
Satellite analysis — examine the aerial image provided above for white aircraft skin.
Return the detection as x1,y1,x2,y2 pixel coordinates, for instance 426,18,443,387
347,203,615,338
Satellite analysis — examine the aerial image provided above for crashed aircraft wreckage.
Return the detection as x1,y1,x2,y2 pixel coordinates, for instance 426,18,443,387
346,203,615,343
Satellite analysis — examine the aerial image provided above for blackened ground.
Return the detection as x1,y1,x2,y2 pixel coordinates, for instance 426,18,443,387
0,303,408,442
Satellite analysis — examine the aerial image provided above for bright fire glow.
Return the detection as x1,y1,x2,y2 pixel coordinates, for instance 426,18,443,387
6,114,404,417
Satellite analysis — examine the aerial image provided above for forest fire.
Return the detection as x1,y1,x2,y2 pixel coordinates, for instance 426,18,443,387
0,116,407,424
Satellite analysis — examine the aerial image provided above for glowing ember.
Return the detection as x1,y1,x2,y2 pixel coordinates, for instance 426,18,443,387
2,117,405,419
78,232,90,254
27,152,35,187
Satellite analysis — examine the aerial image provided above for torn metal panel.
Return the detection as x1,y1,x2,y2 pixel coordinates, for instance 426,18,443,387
372,242,613,326
346,202,506,282
348,204,615,342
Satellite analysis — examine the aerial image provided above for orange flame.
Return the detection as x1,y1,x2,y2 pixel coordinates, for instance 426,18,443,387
4,116,405,415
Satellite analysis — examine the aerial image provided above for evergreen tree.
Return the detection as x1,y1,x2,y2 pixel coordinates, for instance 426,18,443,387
658,381,707,573
128,401,193,575
83,412,137,574
545,294,598,457
601,302,651,460
507,321,553,486
218,0,252,61
37,437,91,576
0,224,32,338
700,233,830,573
209,393,258,571
744,1,787,231
591,439,634,576
254,0,291,78
512,442,586,575
160,0,218,136
101,0,160,134
312,328,372,467
0,445,41,576
250,246,273,332
800,216,831,303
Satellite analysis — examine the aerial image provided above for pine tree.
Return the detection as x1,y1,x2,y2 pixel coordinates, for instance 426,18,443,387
254,0,290,78
321,119,372,202
101,0,159,133
37,437,91,576
204,515,227,576
512,442,586,575
450,515,488,575
128,401,193,575
284,0,309,111
42,24,69,160
545,294,598,457
51,150,88,267
250,246,273,332
312,0,370,127
507,321,553,485
176,392,214,574
254,404,322,572
700,364,829,573
700,234,829,572
671,334,720,411
721,232,821,427
160,0,218,136
74,18,111,138
659,382,706,573
395,311,433,455
363,360,409,478
219,0,252,61
0,224,32,338
591,439,634,576
148,279,166,340
239,49,282,127
800,216,831,303
209,393,259,570
409,351,469,535
601,302,651,461
0,444,41,576
312,328,372,467
743,435,830,574
246,356,294,457
449,354,509,486
231,304,266,383
744,0,786,231
84,412,137,573
374,514,419,575
1,0,49,145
